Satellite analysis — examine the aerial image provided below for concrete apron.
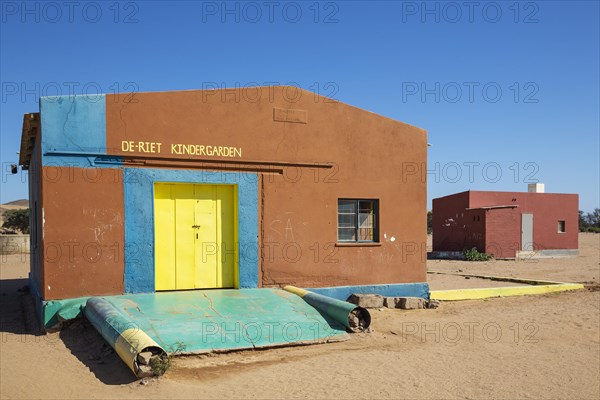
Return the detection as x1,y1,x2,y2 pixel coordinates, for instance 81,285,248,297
81,288,350,377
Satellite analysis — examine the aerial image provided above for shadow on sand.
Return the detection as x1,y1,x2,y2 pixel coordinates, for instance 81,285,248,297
0,277,136,385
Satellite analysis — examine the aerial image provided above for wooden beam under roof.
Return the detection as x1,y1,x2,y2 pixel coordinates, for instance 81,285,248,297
18,112,39,170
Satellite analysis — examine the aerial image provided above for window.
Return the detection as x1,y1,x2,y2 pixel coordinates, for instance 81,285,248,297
338,199,379,242
558,220,565,233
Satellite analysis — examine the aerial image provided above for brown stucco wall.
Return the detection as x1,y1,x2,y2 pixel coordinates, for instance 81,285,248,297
105,86,428,287
41,167,124,299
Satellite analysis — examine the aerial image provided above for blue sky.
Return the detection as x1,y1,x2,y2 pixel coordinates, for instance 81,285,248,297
1,0,598,211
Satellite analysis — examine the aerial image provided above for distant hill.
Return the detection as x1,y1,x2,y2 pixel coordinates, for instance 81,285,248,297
3,199,29,207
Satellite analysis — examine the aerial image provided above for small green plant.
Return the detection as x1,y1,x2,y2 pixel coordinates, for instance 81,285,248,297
168,341,187,355
149,341,186,376
149,353,171,376
463,247,492,261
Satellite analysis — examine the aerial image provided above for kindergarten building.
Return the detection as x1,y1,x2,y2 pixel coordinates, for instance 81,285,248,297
432,184,579,259
19,86,429,326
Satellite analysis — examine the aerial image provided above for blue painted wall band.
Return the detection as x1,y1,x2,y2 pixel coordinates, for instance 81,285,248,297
308,283,430,301
123,168,259,293
39,94,120,168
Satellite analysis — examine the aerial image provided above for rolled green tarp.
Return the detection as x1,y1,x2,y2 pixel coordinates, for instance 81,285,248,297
283,286,370,333
84,297,168,378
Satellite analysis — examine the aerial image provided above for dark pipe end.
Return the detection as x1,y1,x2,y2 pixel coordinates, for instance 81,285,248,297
347,307,371,333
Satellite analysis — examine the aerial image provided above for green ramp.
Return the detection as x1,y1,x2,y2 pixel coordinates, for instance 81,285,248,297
86,288,349,359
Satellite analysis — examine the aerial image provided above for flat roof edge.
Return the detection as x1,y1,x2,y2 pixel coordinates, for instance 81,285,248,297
465,205,519,210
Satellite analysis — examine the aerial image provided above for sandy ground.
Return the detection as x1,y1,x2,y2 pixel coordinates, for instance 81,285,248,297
1,234,599,399
427,233,600,287
427,273,527,290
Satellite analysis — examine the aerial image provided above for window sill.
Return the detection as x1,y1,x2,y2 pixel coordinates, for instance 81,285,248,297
335,242,382,247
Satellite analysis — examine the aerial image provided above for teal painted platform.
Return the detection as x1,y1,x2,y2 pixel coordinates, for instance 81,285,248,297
93,289,348,354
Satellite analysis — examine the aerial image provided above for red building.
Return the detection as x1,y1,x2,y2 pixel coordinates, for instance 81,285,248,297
432,185,578,259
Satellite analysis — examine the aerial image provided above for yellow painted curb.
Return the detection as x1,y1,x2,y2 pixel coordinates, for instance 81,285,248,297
428,272,585,301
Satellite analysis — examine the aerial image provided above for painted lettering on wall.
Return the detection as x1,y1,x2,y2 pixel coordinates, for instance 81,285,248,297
170,144,242,158
121,141,163,153
121,141,242,158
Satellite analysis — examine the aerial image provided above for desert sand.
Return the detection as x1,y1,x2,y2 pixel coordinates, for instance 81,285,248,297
1,234,598,399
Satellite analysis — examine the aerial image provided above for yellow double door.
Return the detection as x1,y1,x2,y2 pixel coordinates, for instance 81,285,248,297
154,183,237,290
